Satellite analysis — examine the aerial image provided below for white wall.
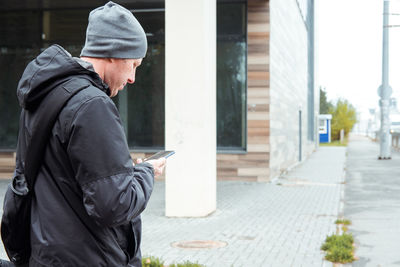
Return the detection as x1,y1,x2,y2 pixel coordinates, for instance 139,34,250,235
269,0,317,179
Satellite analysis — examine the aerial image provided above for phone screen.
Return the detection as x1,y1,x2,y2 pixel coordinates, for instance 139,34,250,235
145,150,175,161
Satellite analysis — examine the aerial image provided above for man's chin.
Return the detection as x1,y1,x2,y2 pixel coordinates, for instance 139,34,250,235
110,87,124,97
110,90,118,97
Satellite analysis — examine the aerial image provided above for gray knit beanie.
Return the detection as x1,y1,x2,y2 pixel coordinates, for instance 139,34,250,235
80,1,147,59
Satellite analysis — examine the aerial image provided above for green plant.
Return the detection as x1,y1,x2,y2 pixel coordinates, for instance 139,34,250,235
142,256,205,267
329,99,357,141
169,262,205,267
142,256,165,267
335,219,351,225
320,140,348,147
321,233,355,263
320,87,334,114
325,245,354,262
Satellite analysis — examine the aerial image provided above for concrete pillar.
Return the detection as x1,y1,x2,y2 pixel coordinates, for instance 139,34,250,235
165,0,216,217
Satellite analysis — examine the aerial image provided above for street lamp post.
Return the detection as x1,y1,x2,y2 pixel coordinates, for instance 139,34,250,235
378,0,392,160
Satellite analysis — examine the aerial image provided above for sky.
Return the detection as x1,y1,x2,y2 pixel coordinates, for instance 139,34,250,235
317,0,400,119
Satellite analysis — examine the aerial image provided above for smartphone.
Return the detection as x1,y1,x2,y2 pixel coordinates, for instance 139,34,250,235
145,150,175,161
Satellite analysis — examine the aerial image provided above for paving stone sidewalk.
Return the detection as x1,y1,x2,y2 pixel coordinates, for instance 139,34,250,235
141,147,346,267
0,147,346,266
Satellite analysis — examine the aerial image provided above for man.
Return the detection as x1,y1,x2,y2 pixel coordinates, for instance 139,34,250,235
10,1,164,266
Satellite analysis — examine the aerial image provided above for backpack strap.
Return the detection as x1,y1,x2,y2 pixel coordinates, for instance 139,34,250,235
24,78,90,191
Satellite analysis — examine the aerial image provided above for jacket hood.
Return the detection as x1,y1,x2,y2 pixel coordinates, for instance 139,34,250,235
17,44,108,110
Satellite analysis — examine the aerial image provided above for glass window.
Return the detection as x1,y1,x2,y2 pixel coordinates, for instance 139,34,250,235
319,120,327,134
123,10,165,150
217,2,247,151
0,10,42,149
0,2,165,151
0,0,247,152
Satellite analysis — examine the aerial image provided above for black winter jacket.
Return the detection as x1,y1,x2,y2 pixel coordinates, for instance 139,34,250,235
14,45,154,266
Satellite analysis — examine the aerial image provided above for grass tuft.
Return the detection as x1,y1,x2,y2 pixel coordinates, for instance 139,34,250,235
335,219,351,225
320,140,348,147
142,256,166,267
169,262,205,267
325,245,354,262
321,233,355,263
142,256,205,267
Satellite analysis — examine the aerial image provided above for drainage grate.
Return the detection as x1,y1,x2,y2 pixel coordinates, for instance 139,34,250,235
171,240,227,250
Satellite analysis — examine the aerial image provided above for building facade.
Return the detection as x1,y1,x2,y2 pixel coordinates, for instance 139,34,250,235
0,0,318,183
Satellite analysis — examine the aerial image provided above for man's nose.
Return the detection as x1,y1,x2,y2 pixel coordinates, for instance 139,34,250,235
127,71,135,84
127,77,135,84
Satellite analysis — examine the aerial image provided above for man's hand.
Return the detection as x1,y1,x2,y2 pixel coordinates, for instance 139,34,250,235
136,158,166,177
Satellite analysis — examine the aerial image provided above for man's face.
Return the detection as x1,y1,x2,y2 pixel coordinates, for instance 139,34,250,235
104,58,142,97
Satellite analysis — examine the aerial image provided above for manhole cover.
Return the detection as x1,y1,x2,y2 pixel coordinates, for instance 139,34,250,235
171,240,227,250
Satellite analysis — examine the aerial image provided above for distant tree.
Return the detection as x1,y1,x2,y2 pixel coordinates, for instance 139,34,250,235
320,87,333,114
329,99,357,141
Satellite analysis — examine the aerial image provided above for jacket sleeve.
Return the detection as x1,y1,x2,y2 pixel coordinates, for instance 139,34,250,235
11,110,27,194
15,111,26,177
66,95,154,228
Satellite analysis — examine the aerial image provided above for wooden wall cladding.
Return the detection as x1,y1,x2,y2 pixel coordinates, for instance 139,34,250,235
217,0,270,182
0,152,16,179
0,152,165,180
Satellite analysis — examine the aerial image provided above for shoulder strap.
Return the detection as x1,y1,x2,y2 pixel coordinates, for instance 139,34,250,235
24,78,90,190
22,78,108,254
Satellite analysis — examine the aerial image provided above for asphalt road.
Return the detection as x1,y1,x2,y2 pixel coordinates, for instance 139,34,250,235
344,135,400,266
